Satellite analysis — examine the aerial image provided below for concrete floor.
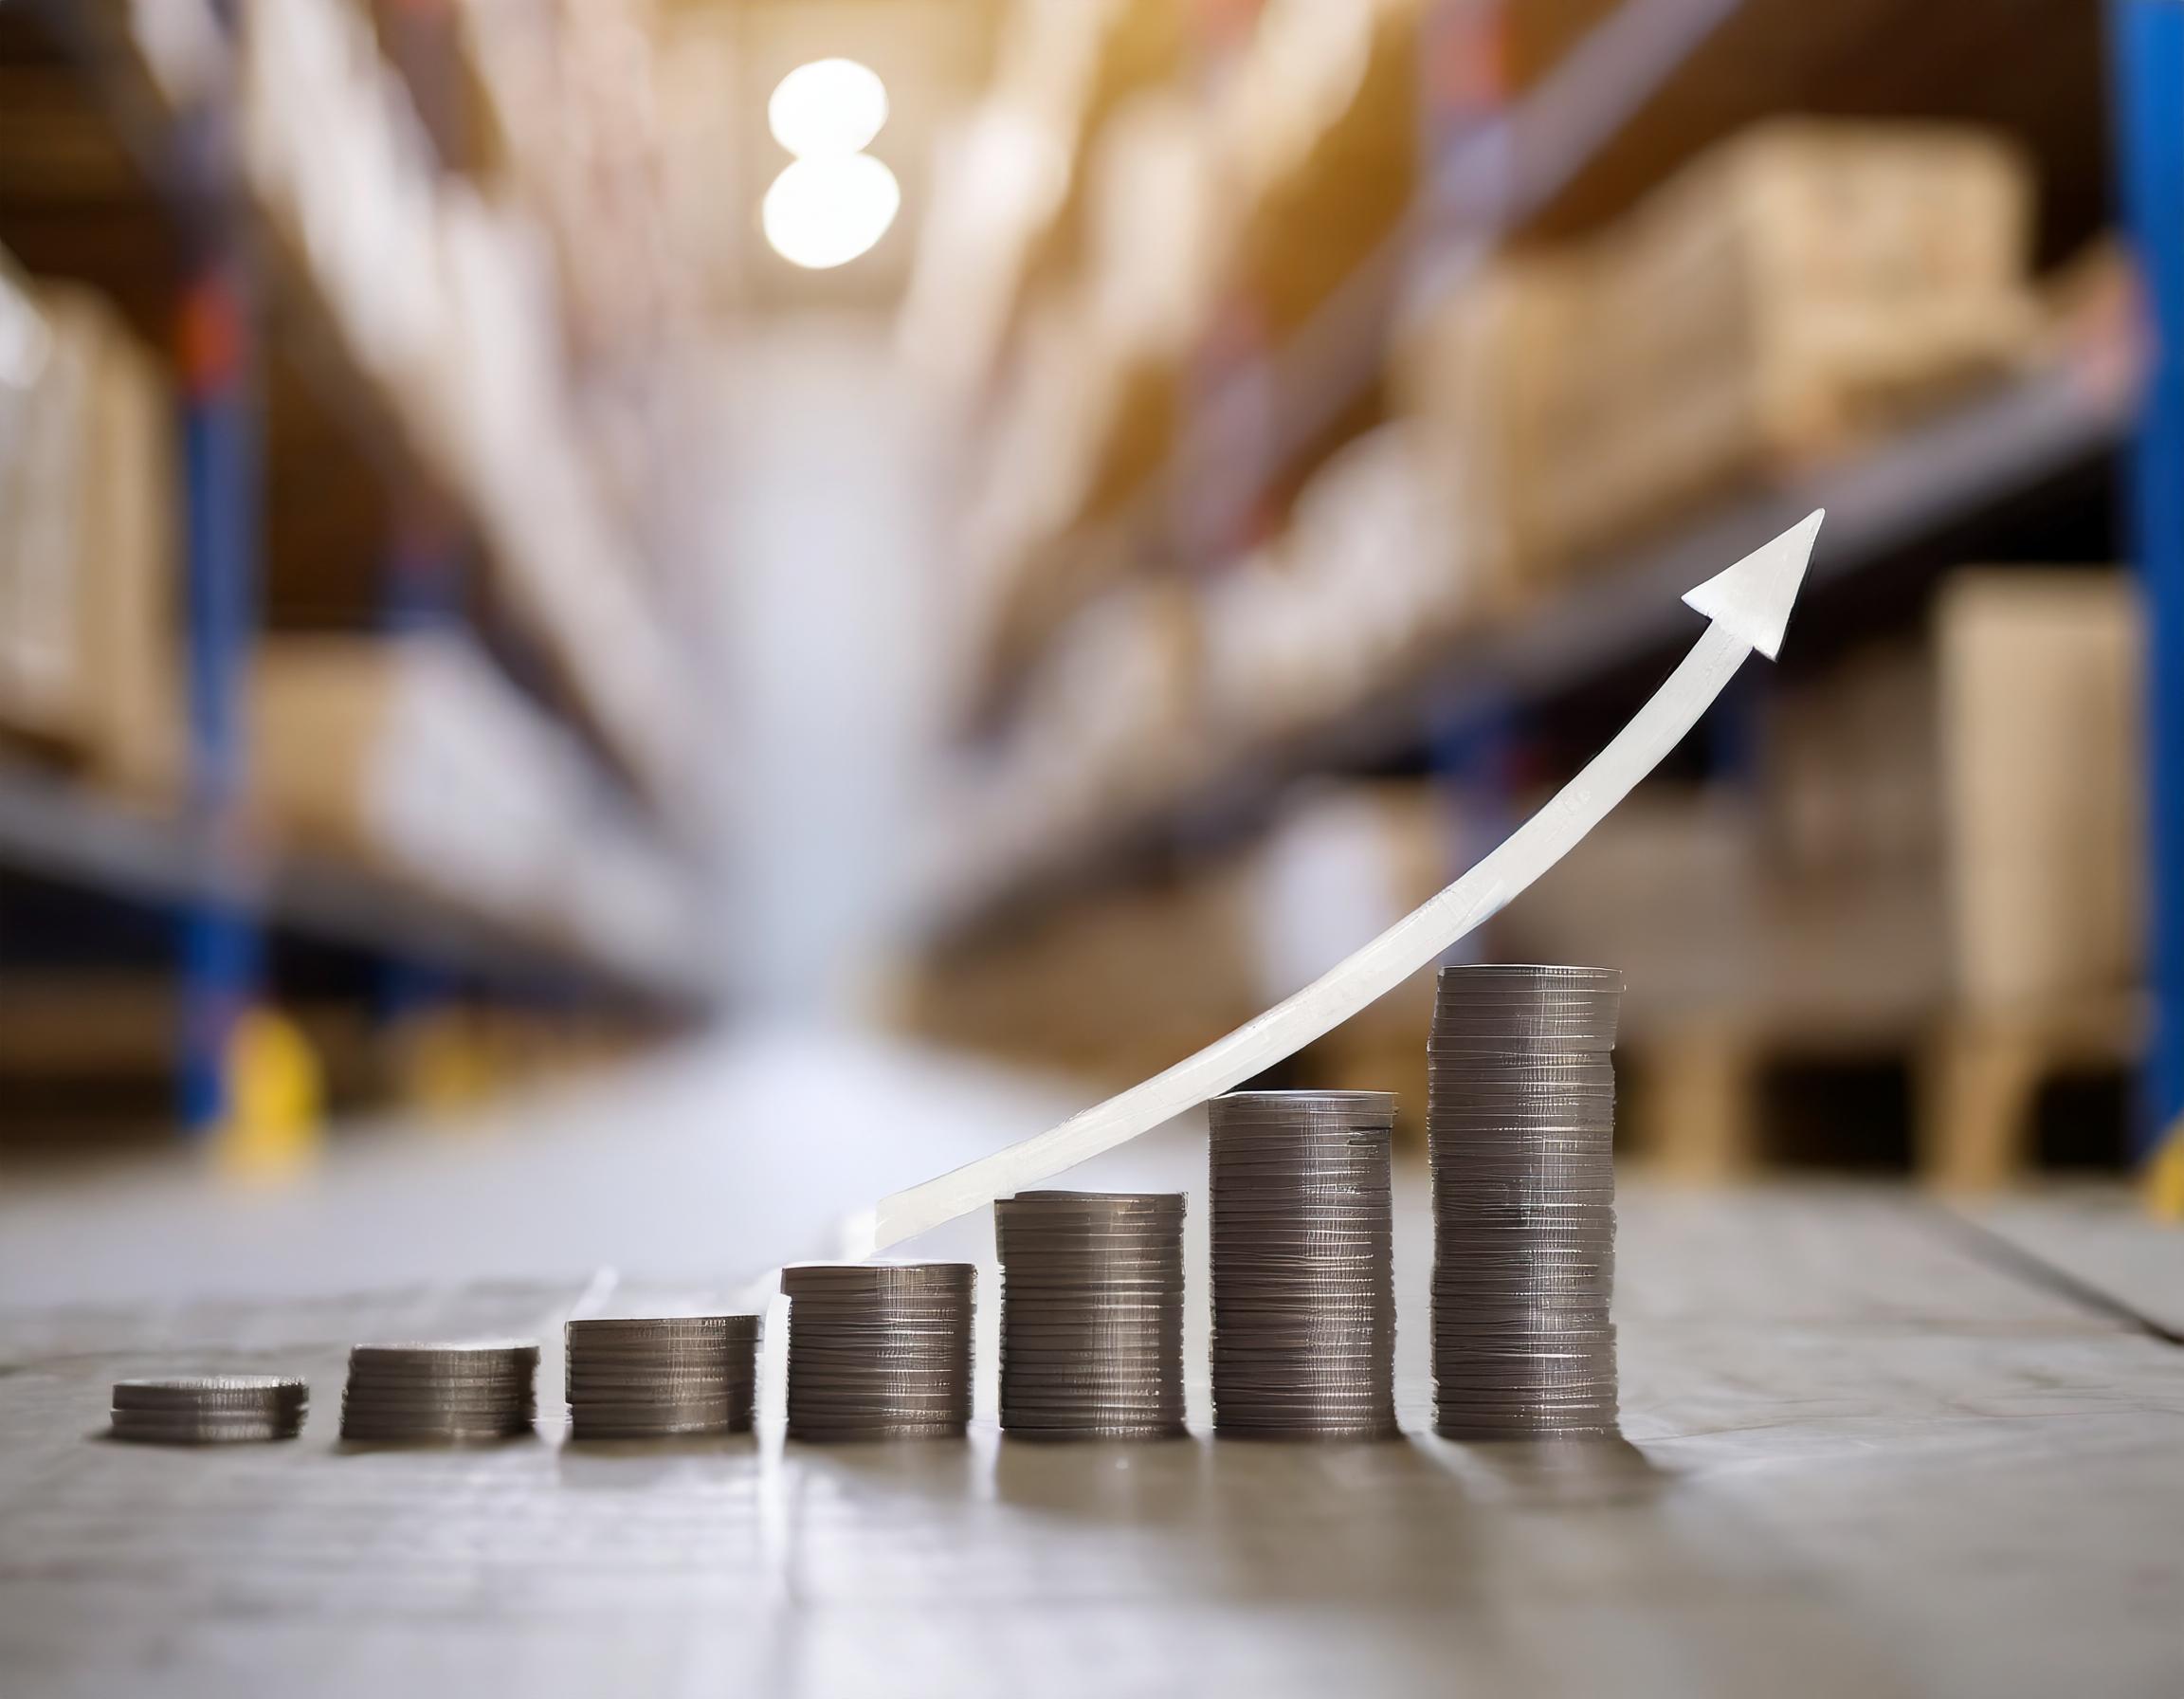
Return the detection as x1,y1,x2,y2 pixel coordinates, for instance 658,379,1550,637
1,1032,2180,1697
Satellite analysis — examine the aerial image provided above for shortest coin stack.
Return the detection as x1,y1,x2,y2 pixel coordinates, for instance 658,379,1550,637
110,1376,308,1445
340,1342,538,1443
564,1316,761,1440
782,1263,974,1441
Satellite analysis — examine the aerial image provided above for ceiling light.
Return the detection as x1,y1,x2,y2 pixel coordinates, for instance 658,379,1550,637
768,58,889,159
762,154,902,269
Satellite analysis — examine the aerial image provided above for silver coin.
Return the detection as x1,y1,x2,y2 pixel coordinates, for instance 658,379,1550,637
110,1375,305,1390
340,1406,533,1432
349,1341,538,1365
1438,963,1623,986
566,1355,756,1378
567,1397,746,1422
111,1415,295,1434
112,1375,306,1403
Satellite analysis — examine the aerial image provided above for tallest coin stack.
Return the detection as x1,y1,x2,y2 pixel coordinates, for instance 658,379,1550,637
1429,964,1626,1441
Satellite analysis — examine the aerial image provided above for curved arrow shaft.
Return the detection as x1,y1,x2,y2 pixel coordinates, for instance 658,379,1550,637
871,619,1755,1250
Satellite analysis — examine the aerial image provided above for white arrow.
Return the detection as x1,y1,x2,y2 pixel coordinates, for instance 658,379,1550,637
857,509,1825,1254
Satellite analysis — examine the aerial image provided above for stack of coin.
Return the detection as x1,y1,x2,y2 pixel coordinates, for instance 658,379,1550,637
781,1264,974,1440
996,1191,1187,1439
1429,963,1624,1441
1208,1090,1398,1439
109,1375,308,1444
339,1341,538,1443
564,1316,761,1440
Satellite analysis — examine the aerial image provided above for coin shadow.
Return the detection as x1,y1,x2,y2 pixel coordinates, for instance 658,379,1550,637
773,1428,995,1517
332,1433,545,1455
90,1430,307,1448
555,1431,762,1489
1423,1431,1676,1508
986,1428,1209,1529
989,1427,1505,1610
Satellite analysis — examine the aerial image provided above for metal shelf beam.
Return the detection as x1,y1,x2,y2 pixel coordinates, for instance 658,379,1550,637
942,358,2132,938
0,761,710,1009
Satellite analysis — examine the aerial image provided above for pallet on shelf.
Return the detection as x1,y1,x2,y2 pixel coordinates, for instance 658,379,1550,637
1620,996,2143,1191
1919,998,2146,1193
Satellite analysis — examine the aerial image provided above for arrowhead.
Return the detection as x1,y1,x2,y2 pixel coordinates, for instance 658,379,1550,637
1681,509,1825,661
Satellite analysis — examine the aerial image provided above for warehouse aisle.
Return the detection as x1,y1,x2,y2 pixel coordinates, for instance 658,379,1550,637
0,1027,1094,1309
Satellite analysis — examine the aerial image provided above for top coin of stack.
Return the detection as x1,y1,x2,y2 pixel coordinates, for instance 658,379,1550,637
339,1341,539,1444
110,1375,308,1445
781,1263,974,1441
996,1191,1187,1440
1208,1090,1399,1440
564,1316,760,1440
1429,964,1624,1442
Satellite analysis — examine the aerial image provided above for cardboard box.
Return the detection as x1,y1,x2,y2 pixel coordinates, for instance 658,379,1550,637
1938,571,2142,1014
255,637,583,913
1760,640,1942,883
1225,0,1426,337
252,633,694,980
0,278,180,796
1502,569,2140,1033
1408,121,2039,588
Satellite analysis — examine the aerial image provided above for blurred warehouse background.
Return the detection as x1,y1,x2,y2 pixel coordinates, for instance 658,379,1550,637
0,0,2180,1221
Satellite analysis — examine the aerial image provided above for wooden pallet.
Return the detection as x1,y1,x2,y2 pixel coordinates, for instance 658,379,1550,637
1621,996,2144,1189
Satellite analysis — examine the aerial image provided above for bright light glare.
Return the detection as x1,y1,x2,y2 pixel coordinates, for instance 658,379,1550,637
762,155,902,269
768,58,889,158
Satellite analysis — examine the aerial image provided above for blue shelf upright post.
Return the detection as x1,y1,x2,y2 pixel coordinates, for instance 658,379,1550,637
2111,1,2184,1178
175,256,262,1137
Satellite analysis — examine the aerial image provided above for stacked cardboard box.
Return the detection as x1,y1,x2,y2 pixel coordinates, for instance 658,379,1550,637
1937,571,2141,1014
242,0,690,806
1200,422,1463,746
1224,0,1424,338
900,0,1187,401
445,0,680,363
250,634,689,982
1406,121,2040,597
0,267,178,797
901,861,1258,1087
903,779,1460,1126
1501,568,2140,1033
923,581,1205,918
950,0,1434,713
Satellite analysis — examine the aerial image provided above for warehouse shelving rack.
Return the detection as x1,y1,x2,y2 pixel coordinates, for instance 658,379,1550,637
0,2,711,1137
939,355,2134,935
931,0,2179,1175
